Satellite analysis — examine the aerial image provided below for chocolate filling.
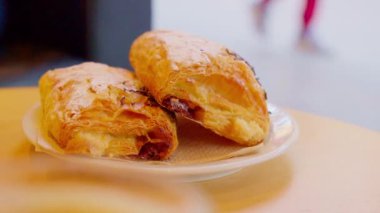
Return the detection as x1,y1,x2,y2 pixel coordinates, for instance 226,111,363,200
145,96,160,107
136,127,173,160
138,142,170,160
124,88,149,96
162,96,202,119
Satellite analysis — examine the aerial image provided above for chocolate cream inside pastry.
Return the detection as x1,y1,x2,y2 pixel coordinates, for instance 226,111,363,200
130,30,270,146
39,62,178,160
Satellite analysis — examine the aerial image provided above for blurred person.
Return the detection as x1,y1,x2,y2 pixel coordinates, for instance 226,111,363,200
253,0,320,52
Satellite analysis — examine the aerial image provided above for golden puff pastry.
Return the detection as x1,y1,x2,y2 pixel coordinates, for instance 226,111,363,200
130,30,269,146
39,62,178,160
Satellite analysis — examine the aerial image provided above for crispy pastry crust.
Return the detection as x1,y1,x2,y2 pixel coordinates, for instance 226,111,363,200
39,62,178,160
130,31,269,146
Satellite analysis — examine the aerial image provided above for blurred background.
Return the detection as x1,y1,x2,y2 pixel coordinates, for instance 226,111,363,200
0,0,379,130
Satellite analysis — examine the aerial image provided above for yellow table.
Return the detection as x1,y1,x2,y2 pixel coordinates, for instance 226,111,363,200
1,88,380,212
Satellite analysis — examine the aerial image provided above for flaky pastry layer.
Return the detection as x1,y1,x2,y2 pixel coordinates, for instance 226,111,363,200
39,62,178,160
130,31,269,146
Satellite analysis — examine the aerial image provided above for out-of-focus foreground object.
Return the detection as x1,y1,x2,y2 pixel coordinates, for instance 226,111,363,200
0,156,211,213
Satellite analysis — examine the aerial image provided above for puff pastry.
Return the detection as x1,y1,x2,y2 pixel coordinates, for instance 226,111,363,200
130,31,269,146
39,62,178,160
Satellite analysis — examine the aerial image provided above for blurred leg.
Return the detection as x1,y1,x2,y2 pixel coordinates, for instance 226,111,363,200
261,0,271,8
302,0,317,35
253,0,272,34
298,0,321,52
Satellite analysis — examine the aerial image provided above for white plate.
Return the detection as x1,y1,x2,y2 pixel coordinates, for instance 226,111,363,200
23,103,298,182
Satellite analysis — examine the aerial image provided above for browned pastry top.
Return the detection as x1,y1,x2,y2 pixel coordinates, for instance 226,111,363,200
130,31,269,146
39,62,178,160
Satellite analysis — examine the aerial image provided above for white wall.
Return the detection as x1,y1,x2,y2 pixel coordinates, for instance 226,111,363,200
153,0,380,65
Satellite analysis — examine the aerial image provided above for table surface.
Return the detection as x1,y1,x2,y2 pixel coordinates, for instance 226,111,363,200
1,87,380,213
